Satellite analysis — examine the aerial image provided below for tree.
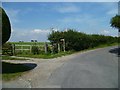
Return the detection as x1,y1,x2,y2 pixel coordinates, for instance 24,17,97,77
110,15,120,32
110,15,120,55
0,7,11,44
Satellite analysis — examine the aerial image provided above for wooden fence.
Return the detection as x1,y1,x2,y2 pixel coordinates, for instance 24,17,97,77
12,44,43,54
2,42,65,55
14,45,32,53
12,43,52,55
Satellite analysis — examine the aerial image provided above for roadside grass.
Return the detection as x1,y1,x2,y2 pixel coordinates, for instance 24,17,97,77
2,62,36,81
2,72,24,81
73,43,118,55
81,43,118,52
2,55,28,60
17,51,74,59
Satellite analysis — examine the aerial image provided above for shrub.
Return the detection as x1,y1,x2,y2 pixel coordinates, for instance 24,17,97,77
2,42,13,55
48,29,118,51
31,45,39,55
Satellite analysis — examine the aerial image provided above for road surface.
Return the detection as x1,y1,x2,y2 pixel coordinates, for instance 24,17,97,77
2,46,118,88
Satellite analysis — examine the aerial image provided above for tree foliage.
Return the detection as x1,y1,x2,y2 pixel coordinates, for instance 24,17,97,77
48,29,117,51
110,15,120,30
0,7,11,44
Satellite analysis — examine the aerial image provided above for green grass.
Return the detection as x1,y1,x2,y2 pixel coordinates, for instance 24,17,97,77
2,62,36,81
17,51,74,59
2,72,24,81
2,55,28,60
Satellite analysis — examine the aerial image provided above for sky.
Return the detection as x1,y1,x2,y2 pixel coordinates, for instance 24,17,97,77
2,2,119,42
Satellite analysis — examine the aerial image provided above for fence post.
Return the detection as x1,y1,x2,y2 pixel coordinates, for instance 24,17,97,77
51,45,54,54
21,45,23,52
12,44,15,55
63,39,65,52
30,45,32,53
58,43,60,52
44,42,47,54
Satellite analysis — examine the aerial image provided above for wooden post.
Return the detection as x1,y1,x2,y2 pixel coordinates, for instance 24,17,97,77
58,43,60,52
12,44,15,55
44,42,47,54
51,45,54,54
60,39,65,52
63,39,65,52
21,45,22,52
30,45,32,53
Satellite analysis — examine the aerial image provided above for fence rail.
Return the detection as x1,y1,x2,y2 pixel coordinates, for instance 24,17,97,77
12,43,49,54
15,49,30,50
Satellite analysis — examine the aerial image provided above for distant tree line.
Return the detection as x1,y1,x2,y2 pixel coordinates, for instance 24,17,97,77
48,29,118,51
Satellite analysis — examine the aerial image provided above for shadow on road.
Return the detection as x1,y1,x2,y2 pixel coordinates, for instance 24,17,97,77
109,47,120,57
2,62,37,74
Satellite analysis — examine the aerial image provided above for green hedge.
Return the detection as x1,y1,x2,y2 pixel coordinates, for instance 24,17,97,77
48,29,118,51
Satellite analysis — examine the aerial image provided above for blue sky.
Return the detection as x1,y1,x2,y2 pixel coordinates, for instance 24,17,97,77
2,2,118,42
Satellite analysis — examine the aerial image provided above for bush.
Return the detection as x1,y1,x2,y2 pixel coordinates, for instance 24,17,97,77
31,45,39,55
48,29,118,51
2,42,13,55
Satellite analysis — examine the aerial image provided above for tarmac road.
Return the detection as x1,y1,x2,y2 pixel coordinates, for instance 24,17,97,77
2,46,118,88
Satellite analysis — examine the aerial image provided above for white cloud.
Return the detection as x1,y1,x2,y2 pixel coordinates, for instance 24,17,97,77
104,30,110,34
55,4,80,13
9,28,62,42
100,29,118,36
9,28,51,42
31,29,50,34
11,27,14,32
101,30,110,34
52,28,59,31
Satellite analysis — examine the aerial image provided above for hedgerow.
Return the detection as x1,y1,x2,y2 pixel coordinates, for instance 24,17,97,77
48,29,118,51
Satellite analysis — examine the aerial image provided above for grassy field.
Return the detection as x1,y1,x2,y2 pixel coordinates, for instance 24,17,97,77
10,42,50,45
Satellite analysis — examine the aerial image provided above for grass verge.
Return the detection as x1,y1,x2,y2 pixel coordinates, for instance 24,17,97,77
2,55,28,60
80,43,118,52
17,51,73,59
